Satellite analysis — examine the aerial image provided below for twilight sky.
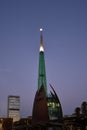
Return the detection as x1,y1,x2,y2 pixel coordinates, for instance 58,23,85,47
0,0,87,117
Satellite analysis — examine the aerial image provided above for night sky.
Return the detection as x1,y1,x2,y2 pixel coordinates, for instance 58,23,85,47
0,0,87,117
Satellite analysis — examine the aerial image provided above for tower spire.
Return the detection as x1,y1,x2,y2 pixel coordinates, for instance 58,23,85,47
38,28,47,96
40,28,44,52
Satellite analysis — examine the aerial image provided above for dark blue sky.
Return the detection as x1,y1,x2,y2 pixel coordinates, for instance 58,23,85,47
0,0,87,117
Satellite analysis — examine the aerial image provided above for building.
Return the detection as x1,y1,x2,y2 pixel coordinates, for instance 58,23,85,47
47,85,63,120
0,118,13,130
64,115,87,130
81,101,87,116
63,101,87,130
38,28,47,96
32,85,49,125
8,95,20,122
32,29,63,123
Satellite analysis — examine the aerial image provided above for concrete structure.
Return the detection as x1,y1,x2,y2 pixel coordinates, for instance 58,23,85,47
8,95,20,122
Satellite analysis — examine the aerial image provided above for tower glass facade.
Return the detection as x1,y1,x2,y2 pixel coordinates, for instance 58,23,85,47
37,29,63,121
38,29,47,96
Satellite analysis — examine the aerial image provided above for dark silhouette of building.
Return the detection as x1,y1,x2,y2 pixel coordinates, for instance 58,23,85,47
64,101,87,130
32,85,49,125
81,101,87,116
0,118,13,130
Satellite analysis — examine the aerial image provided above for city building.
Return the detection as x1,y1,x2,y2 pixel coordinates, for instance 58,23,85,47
8,95,20,122
32,85,49,125
47,84,63,120
81,101,87,116
38,28,47,96
0,118,13,130
64,101,87,130
32,29,63,124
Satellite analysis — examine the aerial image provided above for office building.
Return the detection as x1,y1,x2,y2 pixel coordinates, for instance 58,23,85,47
8,95,20,122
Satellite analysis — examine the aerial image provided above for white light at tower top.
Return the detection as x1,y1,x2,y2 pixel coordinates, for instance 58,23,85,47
40,28,43,31
40,45,44,52
40,28,44,52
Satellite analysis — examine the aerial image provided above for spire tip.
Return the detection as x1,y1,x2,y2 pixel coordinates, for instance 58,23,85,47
40,28,44,52
40,28,43,32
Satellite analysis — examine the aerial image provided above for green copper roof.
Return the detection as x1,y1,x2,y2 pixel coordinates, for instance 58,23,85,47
38,29,47,96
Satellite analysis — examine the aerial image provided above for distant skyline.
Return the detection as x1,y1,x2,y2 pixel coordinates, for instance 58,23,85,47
0,0,87,117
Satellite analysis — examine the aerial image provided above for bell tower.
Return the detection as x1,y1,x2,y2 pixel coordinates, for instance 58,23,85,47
38,28,47,96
